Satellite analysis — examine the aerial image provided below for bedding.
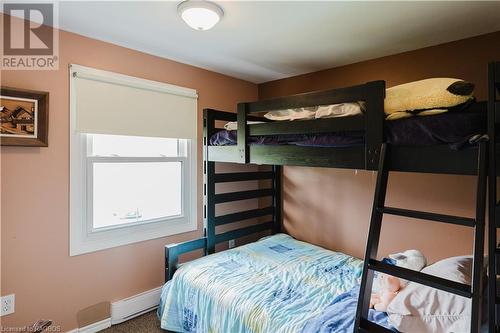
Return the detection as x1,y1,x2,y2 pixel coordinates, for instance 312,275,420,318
224,121,265,131
209,108,486,149
264,107,316,121
263,102,364,121
301,285,397,333
209,129,365,147
158,233,393,333
387,256,473,333
224,102,364,131
385,107,485,148
313,102,365,119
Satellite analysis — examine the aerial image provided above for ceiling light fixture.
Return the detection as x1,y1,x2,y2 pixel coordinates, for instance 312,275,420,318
177,0,224,31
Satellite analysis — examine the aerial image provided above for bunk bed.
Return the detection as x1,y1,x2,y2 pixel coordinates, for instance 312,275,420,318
160,65,499,333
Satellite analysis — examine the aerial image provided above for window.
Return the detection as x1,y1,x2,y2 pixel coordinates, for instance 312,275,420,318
70,65,197,256
89,134,184,230
70,133,196,255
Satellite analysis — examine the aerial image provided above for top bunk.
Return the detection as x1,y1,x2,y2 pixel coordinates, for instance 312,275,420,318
204,69,498,175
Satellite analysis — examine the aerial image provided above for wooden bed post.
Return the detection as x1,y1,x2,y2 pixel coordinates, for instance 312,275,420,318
354,143,389,331
165,244,179,282
272,165,282,234
237,102,249,163
203,109,217,254
364,81,385,170
471,142,487,333
487,62,499,333
205,160,216,254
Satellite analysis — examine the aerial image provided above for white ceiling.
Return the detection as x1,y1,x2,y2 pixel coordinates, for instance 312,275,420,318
54,1,500,83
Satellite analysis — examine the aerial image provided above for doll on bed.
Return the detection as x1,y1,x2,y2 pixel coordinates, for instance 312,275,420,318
370,250,427,312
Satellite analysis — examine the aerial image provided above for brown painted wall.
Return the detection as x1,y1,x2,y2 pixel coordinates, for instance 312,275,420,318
0,16,257,331
259,31,500,262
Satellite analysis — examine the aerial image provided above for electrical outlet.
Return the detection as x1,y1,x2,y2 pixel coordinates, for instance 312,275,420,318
1,294,15,316
228,239,235,249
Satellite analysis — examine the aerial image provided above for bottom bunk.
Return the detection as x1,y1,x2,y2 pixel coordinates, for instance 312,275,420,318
159,233,483,333
158,233,395,332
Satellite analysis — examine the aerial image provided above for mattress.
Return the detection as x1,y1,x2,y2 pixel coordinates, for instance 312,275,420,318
209,109,486,150
158,233,395,333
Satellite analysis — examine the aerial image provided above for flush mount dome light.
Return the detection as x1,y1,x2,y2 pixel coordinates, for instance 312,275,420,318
178,0,224,31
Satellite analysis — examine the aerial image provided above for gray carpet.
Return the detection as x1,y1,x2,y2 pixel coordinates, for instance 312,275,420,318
100,311,164,333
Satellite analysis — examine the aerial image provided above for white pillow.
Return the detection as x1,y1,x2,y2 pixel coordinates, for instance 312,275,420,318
264,107,316,121
264,102,364,121
314,102,364,119
387,256,472,333
223,121,264,131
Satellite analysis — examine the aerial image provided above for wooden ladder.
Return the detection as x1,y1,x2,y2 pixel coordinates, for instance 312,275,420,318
354,142,487,333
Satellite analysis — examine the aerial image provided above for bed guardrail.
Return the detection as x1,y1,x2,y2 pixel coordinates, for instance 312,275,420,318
165,238,207,281
237,80,385,169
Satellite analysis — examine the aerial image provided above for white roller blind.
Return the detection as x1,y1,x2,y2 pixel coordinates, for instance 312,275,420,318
70,64,198,139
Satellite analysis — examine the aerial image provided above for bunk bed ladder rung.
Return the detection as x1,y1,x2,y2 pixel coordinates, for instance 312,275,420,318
355,142,487,333
359,318,395,333
368,259,471,297
377,207,476,227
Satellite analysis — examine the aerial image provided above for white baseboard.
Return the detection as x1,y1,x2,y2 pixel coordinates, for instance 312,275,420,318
66,318,111,333
111,286,162,325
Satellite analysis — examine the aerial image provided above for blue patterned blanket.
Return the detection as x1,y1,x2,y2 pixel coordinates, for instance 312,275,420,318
158,233,392,332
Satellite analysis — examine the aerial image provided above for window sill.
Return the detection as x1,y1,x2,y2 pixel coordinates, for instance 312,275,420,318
69,218,197,256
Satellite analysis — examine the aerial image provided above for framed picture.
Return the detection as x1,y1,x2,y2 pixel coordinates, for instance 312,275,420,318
0,87,49,146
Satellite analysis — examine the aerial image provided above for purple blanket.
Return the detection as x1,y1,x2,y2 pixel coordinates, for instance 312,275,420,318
209,109,486,149
385,109,485,148
209,130,364,147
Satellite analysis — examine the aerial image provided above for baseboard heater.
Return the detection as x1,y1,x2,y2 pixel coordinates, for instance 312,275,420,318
111,286,162,325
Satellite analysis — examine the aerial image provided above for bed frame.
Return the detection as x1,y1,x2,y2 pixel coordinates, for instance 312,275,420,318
165,62,499,333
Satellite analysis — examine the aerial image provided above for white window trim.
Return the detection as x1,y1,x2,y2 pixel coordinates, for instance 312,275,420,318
69,66,197,256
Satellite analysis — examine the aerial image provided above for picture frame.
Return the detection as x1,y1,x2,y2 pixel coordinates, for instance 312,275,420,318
0,87,49,147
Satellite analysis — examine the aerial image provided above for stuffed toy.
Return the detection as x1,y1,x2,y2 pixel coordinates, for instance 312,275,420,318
389,249,427,287
370,250,427,312
385,78,475,120
369,273,401,312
